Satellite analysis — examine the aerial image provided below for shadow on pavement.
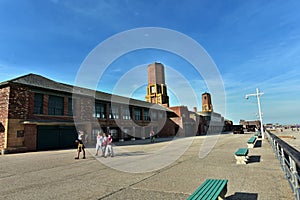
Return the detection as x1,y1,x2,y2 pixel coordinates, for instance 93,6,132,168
114,151,147,157
254,140,262,148
248,155,261,163
114,137,175,146
226,192,258,200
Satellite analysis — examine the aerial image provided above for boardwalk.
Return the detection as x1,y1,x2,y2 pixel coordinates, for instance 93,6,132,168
0,133,294,200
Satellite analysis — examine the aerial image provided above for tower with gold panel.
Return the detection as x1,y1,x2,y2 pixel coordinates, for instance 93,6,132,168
145,62,169,107
202,92,213,112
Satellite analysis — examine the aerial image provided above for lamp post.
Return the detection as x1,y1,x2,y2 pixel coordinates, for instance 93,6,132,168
245,88,264,139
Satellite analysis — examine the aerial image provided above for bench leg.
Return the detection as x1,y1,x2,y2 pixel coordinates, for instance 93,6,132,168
235,155,248,164
218,185,227,200
247,143,254,148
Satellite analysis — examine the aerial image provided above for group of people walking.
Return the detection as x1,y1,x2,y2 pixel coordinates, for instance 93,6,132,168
74,131,114,159
75,129,157,159
95,132,114,158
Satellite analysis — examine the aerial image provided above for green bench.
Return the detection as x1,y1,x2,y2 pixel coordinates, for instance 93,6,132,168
234,148,248,164
188,179,228,200
254,132,261,138
247,136,256,148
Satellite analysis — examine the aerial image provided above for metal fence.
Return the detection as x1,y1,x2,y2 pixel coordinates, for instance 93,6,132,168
265,130,300,200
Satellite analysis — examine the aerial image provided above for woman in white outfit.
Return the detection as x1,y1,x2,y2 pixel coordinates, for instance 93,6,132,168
95,132,103,156
102,133,108,157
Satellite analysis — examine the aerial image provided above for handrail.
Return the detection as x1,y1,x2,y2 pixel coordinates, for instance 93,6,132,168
267,131,300,165
265,130,300,200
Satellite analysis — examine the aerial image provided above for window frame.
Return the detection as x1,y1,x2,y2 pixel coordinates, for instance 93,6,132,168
33,93,43,114
122,106,131,120
94,102,106,119
48,95,64,116
134,107,141,121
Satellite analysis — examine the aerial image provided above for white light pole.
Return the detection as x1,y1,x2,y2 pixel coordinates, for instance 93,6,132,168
245,88,265,139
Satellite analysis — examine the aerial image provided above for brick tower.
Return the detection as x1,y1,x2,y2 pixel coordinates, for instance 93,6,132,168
202,92,213,112
145,62,169,107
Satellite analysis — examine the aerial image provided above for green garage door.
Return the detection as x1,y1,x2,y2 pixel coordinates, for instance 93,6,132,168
59,126,78,148
37,126,77,150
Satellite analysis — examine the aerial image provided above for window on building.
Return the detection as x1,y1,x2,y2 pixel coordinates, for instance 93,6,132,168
157,85,161,93
94,102,106,119
109,104,119,119
150,86,155,94
152,111,158,121
48,95,64,115
144,109,150,121
68,98,73,116
158,112,164,119
34,93,43,114
204,116,211,121
122,106,131,120
92,129,101,143
134,108,141,120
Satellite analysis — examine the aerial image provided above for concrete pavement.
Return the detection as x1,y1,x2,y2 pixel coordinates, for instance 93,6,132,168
0,133,294,200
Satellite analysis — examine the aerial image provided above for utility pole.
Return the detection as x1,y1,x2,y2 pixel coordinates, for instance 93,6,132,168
245,88,264,139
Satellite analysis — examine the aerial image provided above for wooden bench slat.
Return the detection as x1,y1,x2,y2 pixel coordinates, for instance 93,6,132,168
189,179,215,199
200,179,219,199
188,179,228,200
207,180,227,200
247,136,256,144
235,148,248,156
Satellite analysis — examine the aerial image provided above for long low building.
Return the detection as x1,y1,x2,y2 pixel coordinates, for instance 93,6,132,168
0,72,232,153
0,74,180,153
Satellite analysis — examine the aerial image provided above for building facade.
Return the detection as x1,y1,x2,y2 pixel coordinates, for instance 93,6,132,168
0,74,176,153
0,63,232,154
239,119,260,131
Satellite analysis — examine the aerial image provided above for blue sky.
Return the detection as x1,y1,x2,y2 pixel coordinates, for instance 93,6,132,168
0,0,300,125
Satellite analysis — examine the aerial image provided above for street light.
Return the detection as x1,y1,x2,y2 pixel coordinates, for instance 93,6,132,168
245,88,264,139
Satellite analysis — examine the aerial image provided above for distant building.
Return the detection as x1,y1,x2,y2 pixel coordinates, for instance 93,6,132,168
145,62,230,136
239,119,261,131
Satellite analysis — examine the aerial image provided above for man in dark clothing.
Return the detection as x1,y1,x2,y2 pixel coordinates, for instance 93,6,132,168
75,131,86,159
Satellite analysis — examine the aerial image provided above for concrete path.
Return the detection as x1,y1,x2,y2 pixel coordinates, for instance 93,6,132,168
0,133,294,200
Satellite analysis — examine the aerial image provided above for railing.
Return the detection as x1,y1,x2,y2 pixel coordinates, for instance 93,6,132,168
265,130,300,200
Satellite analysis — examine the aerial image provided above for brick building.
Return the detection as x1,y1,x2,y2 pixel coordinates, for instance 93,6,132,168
145,62,230,136
0,73,177,153
239,119,260,131
0,64,231,154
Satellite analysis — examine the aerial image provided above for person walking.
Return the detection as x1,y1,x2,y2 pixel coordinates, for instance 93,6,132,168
150,130,155,143
95,132,103,156
105,133,114,157
75,130,86,159
101,133,108,157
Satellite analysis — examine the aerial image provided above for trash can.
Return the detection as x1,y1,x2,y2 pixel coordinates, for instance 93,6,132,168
1,149,6,155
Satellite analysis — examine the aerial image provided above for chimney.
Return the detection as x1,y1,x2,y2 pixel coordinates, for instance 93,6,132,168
193,107,197,112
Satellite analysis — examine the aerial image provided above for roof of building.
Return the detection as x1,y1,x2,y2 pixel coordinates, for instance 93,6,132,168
0,73,173,112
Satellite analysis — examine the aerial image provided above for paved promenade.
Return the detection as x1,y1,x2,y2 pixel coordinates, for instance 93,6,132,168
0,133,294,200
